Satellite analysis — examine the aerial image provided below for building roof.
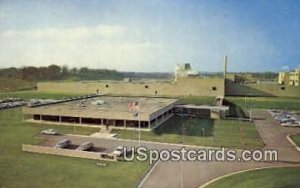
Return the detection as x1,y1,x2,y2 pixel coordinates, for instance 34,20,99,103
23,96,179,121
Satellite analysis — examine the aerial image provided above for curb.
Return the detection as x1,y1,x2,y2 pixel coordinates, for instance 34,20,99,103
286,134,300,152
65,133,222,150
66,133,261,151
136,160,160,188
113,137,222,150
199,166,300,188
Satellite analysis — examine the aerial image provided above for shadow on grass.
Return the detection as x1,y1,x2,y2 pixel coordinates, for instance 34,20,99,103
223,100,247,118
153,115,214,137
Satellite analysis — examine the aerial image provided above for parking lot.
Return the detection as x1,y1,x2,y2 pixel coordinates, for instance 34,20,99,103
0,98,26,110
268,110,300,127
0,94,98,110
40,134,119,153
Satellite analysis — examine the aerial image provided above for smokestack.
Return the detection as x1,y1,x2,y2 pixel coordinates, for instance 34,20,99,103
223,55,227,78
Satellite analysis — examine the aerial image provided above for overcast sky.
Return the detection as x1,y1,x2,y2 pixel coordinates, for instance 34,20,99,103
0,0,300,72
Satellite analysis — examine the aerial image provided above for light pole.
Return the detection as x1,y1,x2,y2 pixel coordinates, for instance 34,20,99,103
138,108,141,147
181,122,186,188
244,96,247,113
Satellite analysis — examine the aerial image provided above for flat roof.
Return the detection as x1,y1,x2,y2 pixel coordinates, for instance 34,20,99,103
23,96,179,121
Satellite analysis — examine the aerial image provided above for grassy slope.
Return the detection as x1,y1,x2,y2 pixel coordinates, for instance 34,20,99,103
206,167,300,188
226,97,300,111
291,134,300,147
0,78,36,92
0,108,148,188
112,116,264,149
180,96,215,105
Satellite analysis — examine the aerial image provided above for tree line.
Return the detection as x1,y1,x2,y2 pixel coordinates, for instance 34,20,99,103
0,65,123,81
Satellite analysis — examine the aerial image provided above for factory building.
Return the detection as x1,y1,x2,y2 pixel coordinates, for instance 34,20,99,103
23,96,179,130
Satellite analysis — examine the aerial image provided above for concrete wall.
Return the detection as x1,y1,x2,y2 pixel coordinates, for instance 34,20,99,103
22,144,117,161
226,83,300,97
37,77,225,97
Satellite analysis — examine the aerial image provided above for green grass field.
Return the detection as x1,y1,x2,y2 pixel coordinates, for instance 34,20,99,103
206,167,300,188
0,108,149,188
0,90,83,99
112,116,264,149
180,96,215,105
0,77,36,92
226,97,300,111
290,134,300,147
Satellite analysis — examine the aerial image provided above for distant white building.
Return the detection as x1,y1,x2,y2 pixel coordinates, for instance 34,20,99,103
278,69,300,86
174,63,198,82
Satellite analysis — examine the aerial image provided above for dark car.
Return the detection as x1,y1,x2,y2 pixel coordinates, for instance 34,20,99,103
54,139,71,148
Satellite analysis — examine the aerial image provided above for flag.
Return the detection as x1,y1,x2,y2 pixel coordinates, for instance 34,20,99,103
128,101,139,111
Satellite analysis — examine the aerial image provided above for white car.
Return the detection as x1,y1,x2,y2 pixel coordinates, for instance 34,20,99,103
112,146,125,157
41,129,59,135
280,121,296,127
112,146,132,157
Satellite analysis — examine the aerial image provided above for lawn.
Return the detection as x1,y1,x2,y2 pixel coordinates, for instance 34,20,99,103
0,108,149,188
290,134,300,147
0,90,83,99
112,116,264,149
180,96,215,105
225,97,300,111
206,167,300,188
0,77,35,92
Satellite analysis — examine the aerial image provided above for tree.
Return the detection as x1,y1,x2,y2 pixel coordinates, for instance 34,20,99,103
47,64,61,80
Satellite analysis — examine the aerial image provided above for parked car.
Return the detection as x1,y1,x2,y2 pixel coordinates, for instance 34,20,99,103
280,121,295,127
76,142,94,151
112,146,132,157
54,139,71,148
279,118,291,123
41,129,59,135
112,146,124,157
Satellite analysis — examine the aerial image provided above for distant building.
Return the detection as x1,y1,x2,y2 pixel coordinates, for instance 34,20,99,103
278,72,289,85
278,69,300,86
174,63,199,82
289,69,300,86
226,73,255,84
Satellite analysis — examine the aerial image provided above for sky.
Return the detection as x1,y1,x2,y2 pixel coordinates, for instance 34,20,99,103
0,0,300,72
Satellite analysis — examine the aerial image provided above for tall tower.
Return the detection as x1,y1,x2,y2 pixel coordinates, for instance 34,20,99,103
223,55,228,78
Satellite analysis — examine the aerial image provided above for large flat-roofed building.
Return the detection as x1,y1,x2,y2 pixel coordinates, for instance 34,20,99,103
37,64,225,97
23,96,179,130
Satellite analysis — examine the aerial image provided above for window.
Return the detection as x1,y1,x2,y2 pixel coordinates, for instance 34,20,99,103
105,84,109,88
281,86,285,90
212,86,217,91
145,85,149,89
